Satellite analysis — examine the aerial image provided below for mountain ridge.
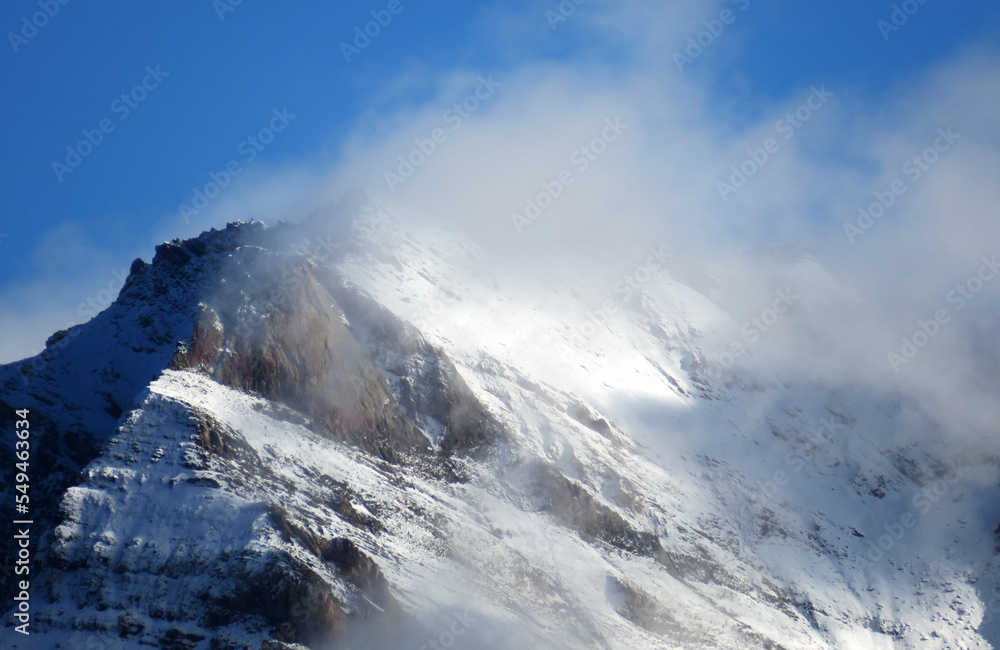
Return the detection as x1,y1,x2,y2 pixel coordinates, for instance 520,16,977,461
2,199,998,649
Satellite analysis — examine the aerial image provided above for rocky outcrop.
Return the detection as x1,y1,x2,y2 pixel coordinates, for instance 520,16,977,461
531,462,665,559
315,266,508,458
606,576,678,635
206,550,346,646
161,227,507,465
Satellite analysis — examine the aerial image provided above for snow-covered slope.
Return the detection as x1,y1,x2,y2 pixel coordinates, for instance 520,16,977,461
325,199,1000,648
2,197,999,649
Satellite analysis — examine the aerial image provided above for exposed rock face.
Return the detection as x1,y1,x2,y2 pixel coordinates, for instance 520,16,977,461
315,267,507,458
321,537,400,614
531,462,665,559
6,210,982,649
606,576,678,636
170,303,225,373
34,385,415,649
209,550,347,646
170,264,427,463
0,218,811,649
0,220,520,648
160,224,506,464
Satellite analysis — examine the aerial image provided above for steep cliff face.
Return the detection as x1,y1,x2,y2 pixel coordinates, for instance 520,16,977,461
166,248,427,464
0,220,516,648
2,204,998,649
157,225,505,464
40,382,408,649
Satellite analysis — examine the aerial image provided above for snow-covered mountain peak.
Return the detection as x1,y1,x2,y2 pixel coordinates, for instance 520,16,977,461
2,199,999,649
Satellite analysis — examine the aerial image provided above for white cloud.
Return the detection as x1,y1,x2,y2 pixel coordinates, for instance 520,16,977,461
4,4,999,449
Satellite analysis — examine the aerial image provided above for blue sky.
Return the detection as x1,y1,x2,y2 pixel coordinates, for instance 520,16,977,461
1,0,999,362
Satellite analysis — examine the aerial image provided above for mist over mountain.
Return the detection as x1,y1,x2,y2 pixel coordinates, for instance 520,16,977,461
1,194,999,649
3,2,1000,649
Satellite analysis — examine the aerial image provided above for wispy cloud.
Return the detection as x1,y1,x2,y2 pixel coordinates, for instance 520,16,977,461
3,3,999,453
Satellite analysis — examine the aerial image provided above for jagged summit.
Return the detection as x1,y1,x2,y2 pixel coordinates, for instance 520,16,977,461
2,200,999,649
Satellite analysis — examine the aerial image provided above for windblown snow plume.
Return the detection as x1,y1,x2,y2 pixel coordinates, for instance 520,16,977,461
2,194,1000,648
